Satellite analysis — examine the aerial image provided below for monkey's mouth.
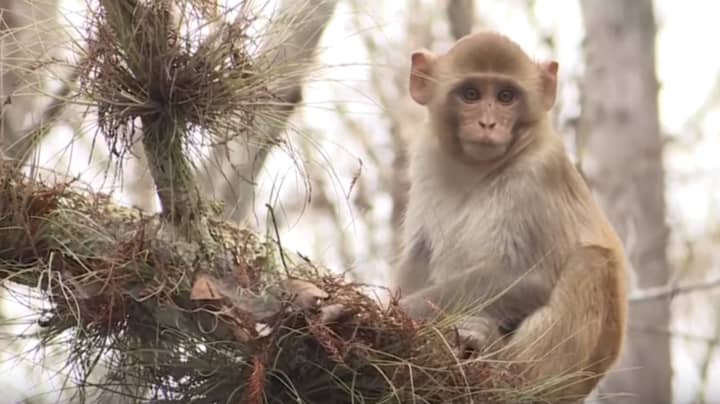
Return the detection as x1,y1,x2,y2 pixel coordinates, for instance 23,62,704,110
460,139,508,160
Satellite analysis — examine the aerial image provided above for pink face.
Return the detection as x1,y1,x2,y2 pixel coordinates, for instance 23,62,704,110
449,77,524,162
408,47,558,164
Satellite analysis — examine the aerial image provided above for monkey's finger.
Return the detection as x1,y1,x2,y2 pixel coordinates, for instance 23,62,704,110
271,279,330,310
454,332,483,359
319,303,356,324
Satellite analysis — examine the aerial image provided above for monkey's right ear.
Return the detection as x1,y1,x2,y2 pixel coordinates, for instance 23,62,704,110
409,49,436,105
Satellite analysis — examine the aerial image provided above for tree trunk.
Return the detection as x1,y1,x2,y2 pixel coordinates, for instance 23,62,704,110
579,0,672,402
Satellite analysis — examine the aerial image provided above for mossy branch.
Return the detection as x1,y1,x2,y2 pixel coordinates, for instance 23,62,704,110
0,164,527,403
97,0,210,241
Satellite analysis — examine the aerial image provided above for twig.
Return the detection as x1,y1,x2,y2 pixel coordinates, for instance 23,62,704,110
629,325,720,345
265,203,290,277
630,274,720,302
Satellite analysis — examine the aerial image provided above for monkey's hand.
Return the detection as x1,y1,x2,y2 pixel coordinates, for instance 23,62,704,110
454,316,504,359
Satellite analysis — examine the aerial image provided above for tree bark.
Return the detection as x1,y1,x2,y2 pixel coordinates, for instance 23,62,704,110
579,0,672,402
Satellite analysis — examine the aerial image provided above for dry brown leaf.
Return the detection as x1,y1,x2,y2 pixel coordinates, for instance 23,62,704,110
190,273,222,300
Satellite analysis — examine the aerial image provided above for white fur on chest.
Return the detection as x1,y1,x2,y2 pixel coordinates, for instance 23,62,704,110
418,182,512,282
404,138,563,284
407,171,523,283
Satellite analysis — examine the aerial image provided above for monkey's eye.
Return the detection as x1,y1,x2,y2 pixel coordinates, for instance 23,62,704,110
497,89,515,104
461,86,481,102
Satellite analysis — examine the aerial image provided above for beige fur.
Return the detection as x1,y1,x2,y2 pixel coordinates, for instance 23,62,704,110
393,31,628,402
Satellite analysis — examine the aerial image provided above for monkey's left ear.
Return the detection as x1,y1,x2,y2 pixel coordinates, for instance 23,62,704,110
539,61,559,110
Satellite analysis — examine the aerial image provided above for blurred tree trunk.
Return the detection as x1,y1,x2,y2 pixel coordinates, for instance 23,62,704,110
446,0,475,40
204,0,337,223
579,0,672,402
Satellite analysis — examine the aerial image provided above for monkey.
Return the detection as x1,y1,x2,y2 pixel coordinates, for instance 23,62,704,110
391,31,628,402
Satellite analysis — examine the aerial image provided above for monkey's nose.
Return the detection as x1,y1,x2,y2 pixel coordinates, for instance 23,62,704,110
478,121,496,129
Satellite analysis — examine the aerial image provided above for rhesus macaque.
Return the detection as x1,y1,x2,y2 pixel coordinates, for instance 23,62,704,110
392,31,628,402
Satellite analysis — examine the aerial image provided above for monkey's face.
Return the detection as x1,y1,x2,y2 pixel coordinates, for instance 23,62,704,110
443,76,526,162
408,34,559,164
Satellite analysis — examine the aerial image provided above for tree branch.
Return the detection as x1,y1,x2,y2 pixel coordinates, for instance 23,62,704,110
446,0,475,40
1,69,77,164
208,0,339,222
630,274,720,302
1,0,67,165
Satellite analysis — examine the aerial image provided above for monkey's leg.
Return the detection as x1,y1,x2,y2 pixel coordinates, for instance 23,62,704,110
502,245,626,403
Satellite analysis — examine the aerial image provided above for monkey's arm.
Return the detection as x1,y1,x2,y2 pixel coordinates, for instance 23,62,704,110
398,263,552,331
392,233,432,296
501,245,627,402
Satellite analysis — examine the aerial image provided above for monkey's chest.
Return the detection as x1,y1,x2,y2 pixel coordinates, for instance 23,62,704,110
422,203,508,278
419,193,554,284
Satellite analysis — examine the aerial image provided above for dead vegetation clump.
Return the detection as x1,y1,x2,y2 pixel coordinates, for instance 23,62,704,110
77,0,273,158
0,164,526,403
